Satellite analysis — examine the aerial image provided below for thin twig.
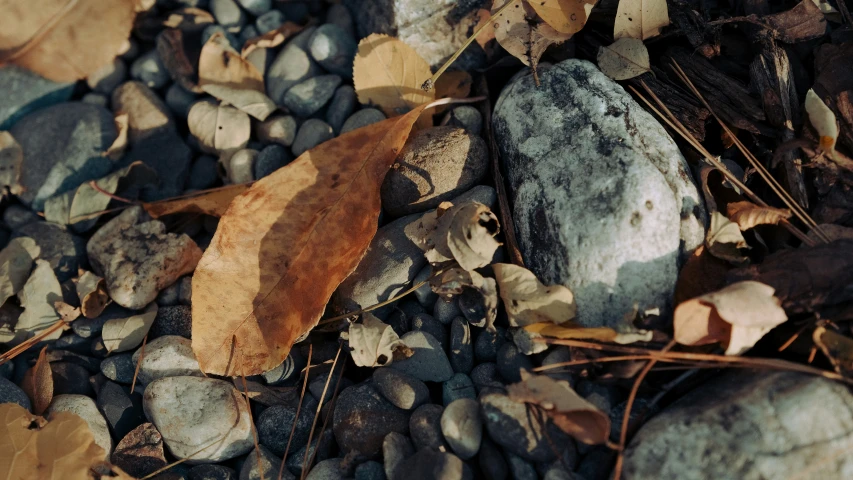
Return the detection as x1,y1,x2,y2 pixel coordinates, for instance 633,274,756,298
306,356,348,470
279,345,313,480
300,345,343,480
130,334,147,394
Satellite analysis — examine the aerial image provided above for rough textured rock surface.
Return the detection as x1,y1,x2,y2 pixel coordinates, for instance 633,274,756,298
493,59,706,328
623,371,853,480
333,383,410,458
87,206,202,309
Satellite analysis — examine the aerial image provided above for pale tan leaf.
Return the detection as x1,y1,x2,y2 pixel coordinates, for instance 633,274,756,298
597,37,651,81
143,183,252,218
725,201,791,230
15,260,64,346
104,114,129,160
54,301,80,323
77,271,109,319
673,281,787,355
187,99,251,154
353,33,435,129
0,237,40,306
191,102,438,375
0,0,136,82
241,21,303,57
706,211,749,266
492,263,576,327
21,346,53,415
102,303,158,353
344,313,411,367
507,371,610,445
0,403,39,479
528,0,598,35
492,0,572,68
421,202,501,271
805,88,838,152
614,0,670,40
524,321,653,344
198,32,264,93
200,84,277,121
0,132,24,196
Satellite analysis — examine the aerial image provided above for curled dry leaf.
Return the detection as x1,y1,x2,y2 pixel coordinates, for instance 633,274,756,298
524,321,653,344
673,281,787,355
0,237,40,306
241,21,304,57
343,313,412,367
21,347,53,415
102,303,158,353
103,114,129,161
188,99,252,154
597,37,651,81
613,0,669,40
0,0,136,82
143,183,252,218
528,0,598,35
77,271,109,319
353,34,435,129
813,325,853,377
493,0,572,71
418,202,501,271
725,201,791,230
0,403,106,480
201,85,277,121
12,260,64,346
198,32,264,93
192,101,439,375
507,371,610,445
0,132,24,196
706,211,749,266
430,267,498,330
492,263,576,327
805,88,838,152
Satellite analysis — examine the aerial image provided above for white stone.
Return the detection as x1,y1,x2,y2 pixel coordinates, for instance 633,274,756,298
143,376,254,463
493,59,706,328
47,394,113,460
132,335,202,386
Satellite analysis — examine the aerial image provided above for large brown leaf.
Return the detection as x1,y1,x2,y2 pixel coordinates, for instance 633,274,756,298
192,102,439,375
0,0,137,82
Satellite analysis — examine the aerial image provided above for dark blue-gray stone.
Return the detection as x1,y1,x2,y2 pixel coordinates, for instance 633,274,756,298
0,66,73,130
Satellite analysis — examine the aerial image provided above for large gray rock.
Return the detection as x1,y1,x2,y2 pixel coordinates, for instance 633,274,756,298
623,371,853,480
10,102,117,211
493,59,706,328
344,0,487,70
0,66,73,129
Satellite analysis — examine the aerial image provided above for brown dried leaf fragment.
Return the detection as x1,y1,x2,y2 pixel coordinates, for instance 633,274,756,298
198,32,264,93
0,237,40,306
529,0,598,35
507,371,610,445
21,347,53,415
492,263,576,327
492,0,573,71
143,183,251,218
241,21,303,57
705,212,749,266
104,114,130,161
764,0,827,43
77,271,109,319
420,202,501,271
725,201,791,230
430,267,498,330
524,321,653,344
813,326,853,377
343,313,412,367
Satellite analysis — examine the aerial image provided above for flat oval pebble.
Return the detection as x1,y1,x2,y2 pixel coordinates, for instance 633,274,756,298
410,313,447,352
0,376,31,410
305,458,347,480
292,118,335,156
111,422,167,478
373,367,430,410
442,372,477,406
143,376,254,463
326,85,356,133
340,108,385,134
382,432,414,480
210,0,246,29
254,144,292,179
449,317,474,374
257,397,318,455
389,331,454,383
256,114,298,146
266,30,323,102
308,24,357,77
112,80,175,144
440,398,482,460
409,403,447,451
132,335,203,386
433,297,462,325
100,354,136,384
496,343,534,383
333,383,410,457
188,155,220,190
256,10,285,34
283,75,341,117
240,445,284,480
130,50,170,89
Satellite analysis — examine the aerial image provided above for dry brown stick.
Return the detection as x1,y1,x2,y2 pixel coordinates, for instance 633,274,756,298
305,356,348,470
300,344,343,480
130,334,147,394
279,345,313,480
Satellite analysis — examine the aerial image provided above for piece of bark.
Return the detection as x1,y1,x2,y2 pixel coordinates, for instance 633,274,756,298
764,0,827,44
630,67,710,141
668,0,719,58
664,47,769,135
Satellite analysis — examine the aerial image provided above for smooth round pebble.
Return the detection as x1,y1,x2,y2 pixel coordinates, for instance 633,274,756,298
210,0,246,29
283,75,341,117
132,335,203,386
355,461,386,480
305,458,347,480
87,58,127,94
265,30,323,102
111,422,167,478
385,308,409,337
255,9,284,34
257,114,298,146
52,362,93,396
412,265,438,307
100,353,136,384
202,25,242,50
389,331,454,383
332,383,410,457
540,346,575,384
3,205,40,229
442,372,477,406
383,432,414,480
81,93,109,107
409,403,447,451
165,83,198,118
97,380,145,440
511,327,548,355
239,25,260,45
237,0,271,16
406,448,465,480
449,317,474,374
240,445,282,480
257,398,318,455
308,24,357,77
433,297,462,325
340,108,385,134
496,343,534,383
440,398,482,460
0,376,31,410
325,3,354,37
261,351,304,385
225,148,258,183
410,313,447,352
254,144,292,179
326,85,356,133
373,368,430,410
48,394,112,459
443,105,482,135
189,464,237,480
474,326,506,363
151,305,192,338
130,50,170,89
309,370,352,403
292,119,334,156
480,393,571,462
470,362,504,395
479,437,510,480
188,155,220,190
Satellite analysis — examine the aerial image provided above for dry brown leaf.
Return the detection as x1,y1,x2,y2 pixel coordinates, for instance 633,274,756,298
597,37,651,81
725,201,791,230
192,101,440,375
805,88,839,153
0,132,24,196
474,8,497,49
492,263,576,327
343,313,412,367
353,33,435,129
524,321,653,344
0,403,106,480
102,303,158,353
813,325,853,377
674,245,732,305
765,0,827,43
0,0,136,82
507,370,610,445
241,21,303,57
104,114,129,161
21,346,53,415
706,211,749,266
674,281,787,355
187,99,252,154
198,32,264,93
419,202,501,271
143,183,252,218
493,0,573,70
200,84,277,121
430,268,498,330
434,71,473,114
613,0,669,40
528,0,598,35
156,28,201,93
77,271,109,319
0,237,40,307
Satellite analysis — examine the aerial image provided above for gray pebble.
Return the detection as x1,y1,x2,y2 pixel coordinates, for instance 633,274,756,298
285,428,334,477
496,343,533,383
49,394,113,458
151,305,192,338
410,403,448,451
101,354,136,384
308,24,357,77
96,380,144,440
479,437,510,480
3,205,40,230
433,297,461,325
189,464,238,479
576,380,620,417
540,346,574,385
506,452,538,480
332,383,410,457
390,331,454,383
132,335,202,386
237,0,271,16
46,350,100,373
240,445,283,480
225,148,258,183
480,392,570,462
511,327,548,355
442,372,476,406
129,50,170,90
340,108,385,134
0,376,31,410
165,83,199,119
254,144,292,179
406,448,465,480
256,114,298,147
262,350,305,385
538,440,579,475
474,326,506,364
280,2,309,22
326,85,356,133
13,221,85,282
397,299,425,320
266,28,322,103
239,25,260,45
210,0,247,29
354,461,386,480
292,119,334,156
449,318,474,374
283,75,341,118
576,446,615,480
373,368,430,410
443,106,482,136
304,458,346,480
440,398,482,460
412,265,437,308
410,313,447,352
385,308,409,337
87,58,127,94
257,398,318,455
54,333,92,354
72,315,109,338
188,155,220,190
202,25,242,50
383,432,414,480
309,370,352,403
255,9,284,34
470,362,504,395
52,362,94,396
81,93,109,107
326,4,354,37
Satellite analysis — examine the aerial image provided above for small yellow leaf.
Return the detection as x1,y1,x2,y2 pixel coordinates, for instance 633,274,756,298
528,0,598,35
492,0,572,69
493,263,576,327
614,0,670,40
524,321,653,344
805,88,838,152
597,37,651,81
